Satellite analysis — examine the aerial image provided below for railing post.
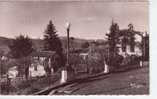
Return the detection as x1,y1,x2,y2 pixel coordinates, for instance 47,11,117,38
60,69,67,84
104,61,109,73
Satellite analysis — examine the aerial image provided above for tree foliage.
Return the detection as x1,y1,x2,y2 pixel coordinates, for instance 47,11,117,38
142,34,149,61
128,23,136,52
70,37,75,51
106,21,119,55
43,20,63,54
9,35,34,58
43,20,65,71
81,42,89,49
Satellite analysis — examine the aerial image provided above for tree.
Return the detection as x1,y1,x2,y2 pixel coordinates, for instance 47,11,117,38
120,23,136,53
8,35,34,79
0,50,6,75
81,42,89,49
105,21,122,67
43,20,65,72
142,33,149,61
106,21,119,56
70,37,75,51
9,35,34,58
128,23,135,52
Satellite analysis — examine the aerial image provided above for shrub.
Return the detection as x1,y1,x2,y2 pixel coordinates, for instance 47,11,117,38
86,52,104,74
105,53,124,67
68,52,105,75
121,55,140,66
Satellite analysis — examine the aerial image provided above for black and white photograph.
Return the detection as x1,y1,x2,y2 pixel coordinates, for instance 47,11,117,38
0,0,149,95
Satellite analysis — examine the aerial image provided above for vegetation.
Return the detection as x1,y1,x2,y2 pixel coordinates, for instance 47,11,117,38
69,52,104,75
142,34,149,61
81,42,90,49
105,21,121,67
106,21,119,55
43,20,65,72
0,19,149,95
9,35,34,58
8,35,34,78
70,37,75,50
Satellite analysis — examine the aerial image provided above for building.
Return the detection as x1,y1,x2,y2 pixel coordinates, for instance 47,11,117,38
116,29,143,57
29,51,56,77
8,66,18,79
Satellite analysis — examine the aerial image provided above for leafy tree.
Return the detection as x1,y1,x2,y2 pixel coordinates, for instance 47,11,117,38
120,23,136,53
70,37,75,51
142,33,149,61
9,35,34,58
43,20,65,72
106,21,119,56
105,21,122,68
8,35,33,79
128,23,135,52
0,50,8,75
81,42,89,49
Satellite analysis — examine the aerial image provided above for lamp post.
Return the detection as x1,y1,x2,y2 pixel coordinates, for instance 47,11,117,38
60,22,71,84
66,22,70,68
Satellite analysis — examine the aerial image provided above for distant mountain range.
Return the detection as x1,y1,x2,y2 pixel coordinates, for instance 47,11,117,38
0,36,106,54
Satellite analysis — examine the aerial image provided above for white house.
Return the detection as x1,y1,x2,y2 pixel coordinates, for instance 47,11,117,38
118,44,142,57
8,66,18,79
29,63,46,77
29,51,56,77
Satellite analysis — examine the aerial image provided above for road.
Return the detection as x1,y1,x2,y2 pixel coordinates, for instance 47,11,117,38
48,67,149,95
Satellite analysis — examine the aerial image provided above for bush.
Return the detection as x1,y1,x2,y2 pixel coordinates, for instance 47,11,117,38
121,55,140,66
105,53,124,67
68,52,105,75
69,54,86,74
86,52,104,74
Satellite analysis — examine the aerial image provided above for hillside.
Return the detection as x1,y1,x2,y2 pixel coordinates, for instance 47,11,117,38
0,36,105,54
0,37,12,54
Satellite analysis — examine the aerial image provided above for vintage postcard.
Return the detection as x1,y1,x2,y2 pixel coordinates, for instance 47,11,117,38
0,0,150,96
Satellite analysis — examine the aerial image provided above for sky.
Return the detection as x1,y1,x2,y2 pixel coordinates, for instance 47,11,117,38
0,1,149,40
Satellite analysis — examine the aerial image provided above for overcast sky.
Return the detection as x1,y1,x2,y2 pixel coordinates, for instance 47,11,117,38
0,1,149,39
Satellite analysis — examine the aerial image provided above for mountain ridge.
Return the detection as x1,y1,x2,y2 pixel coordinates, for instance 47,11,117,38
0,36,105,54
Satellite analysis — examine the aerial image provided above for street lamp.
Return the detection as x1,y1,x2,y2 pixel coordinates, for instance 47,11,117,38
60,22,71,84
66,22,71,68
